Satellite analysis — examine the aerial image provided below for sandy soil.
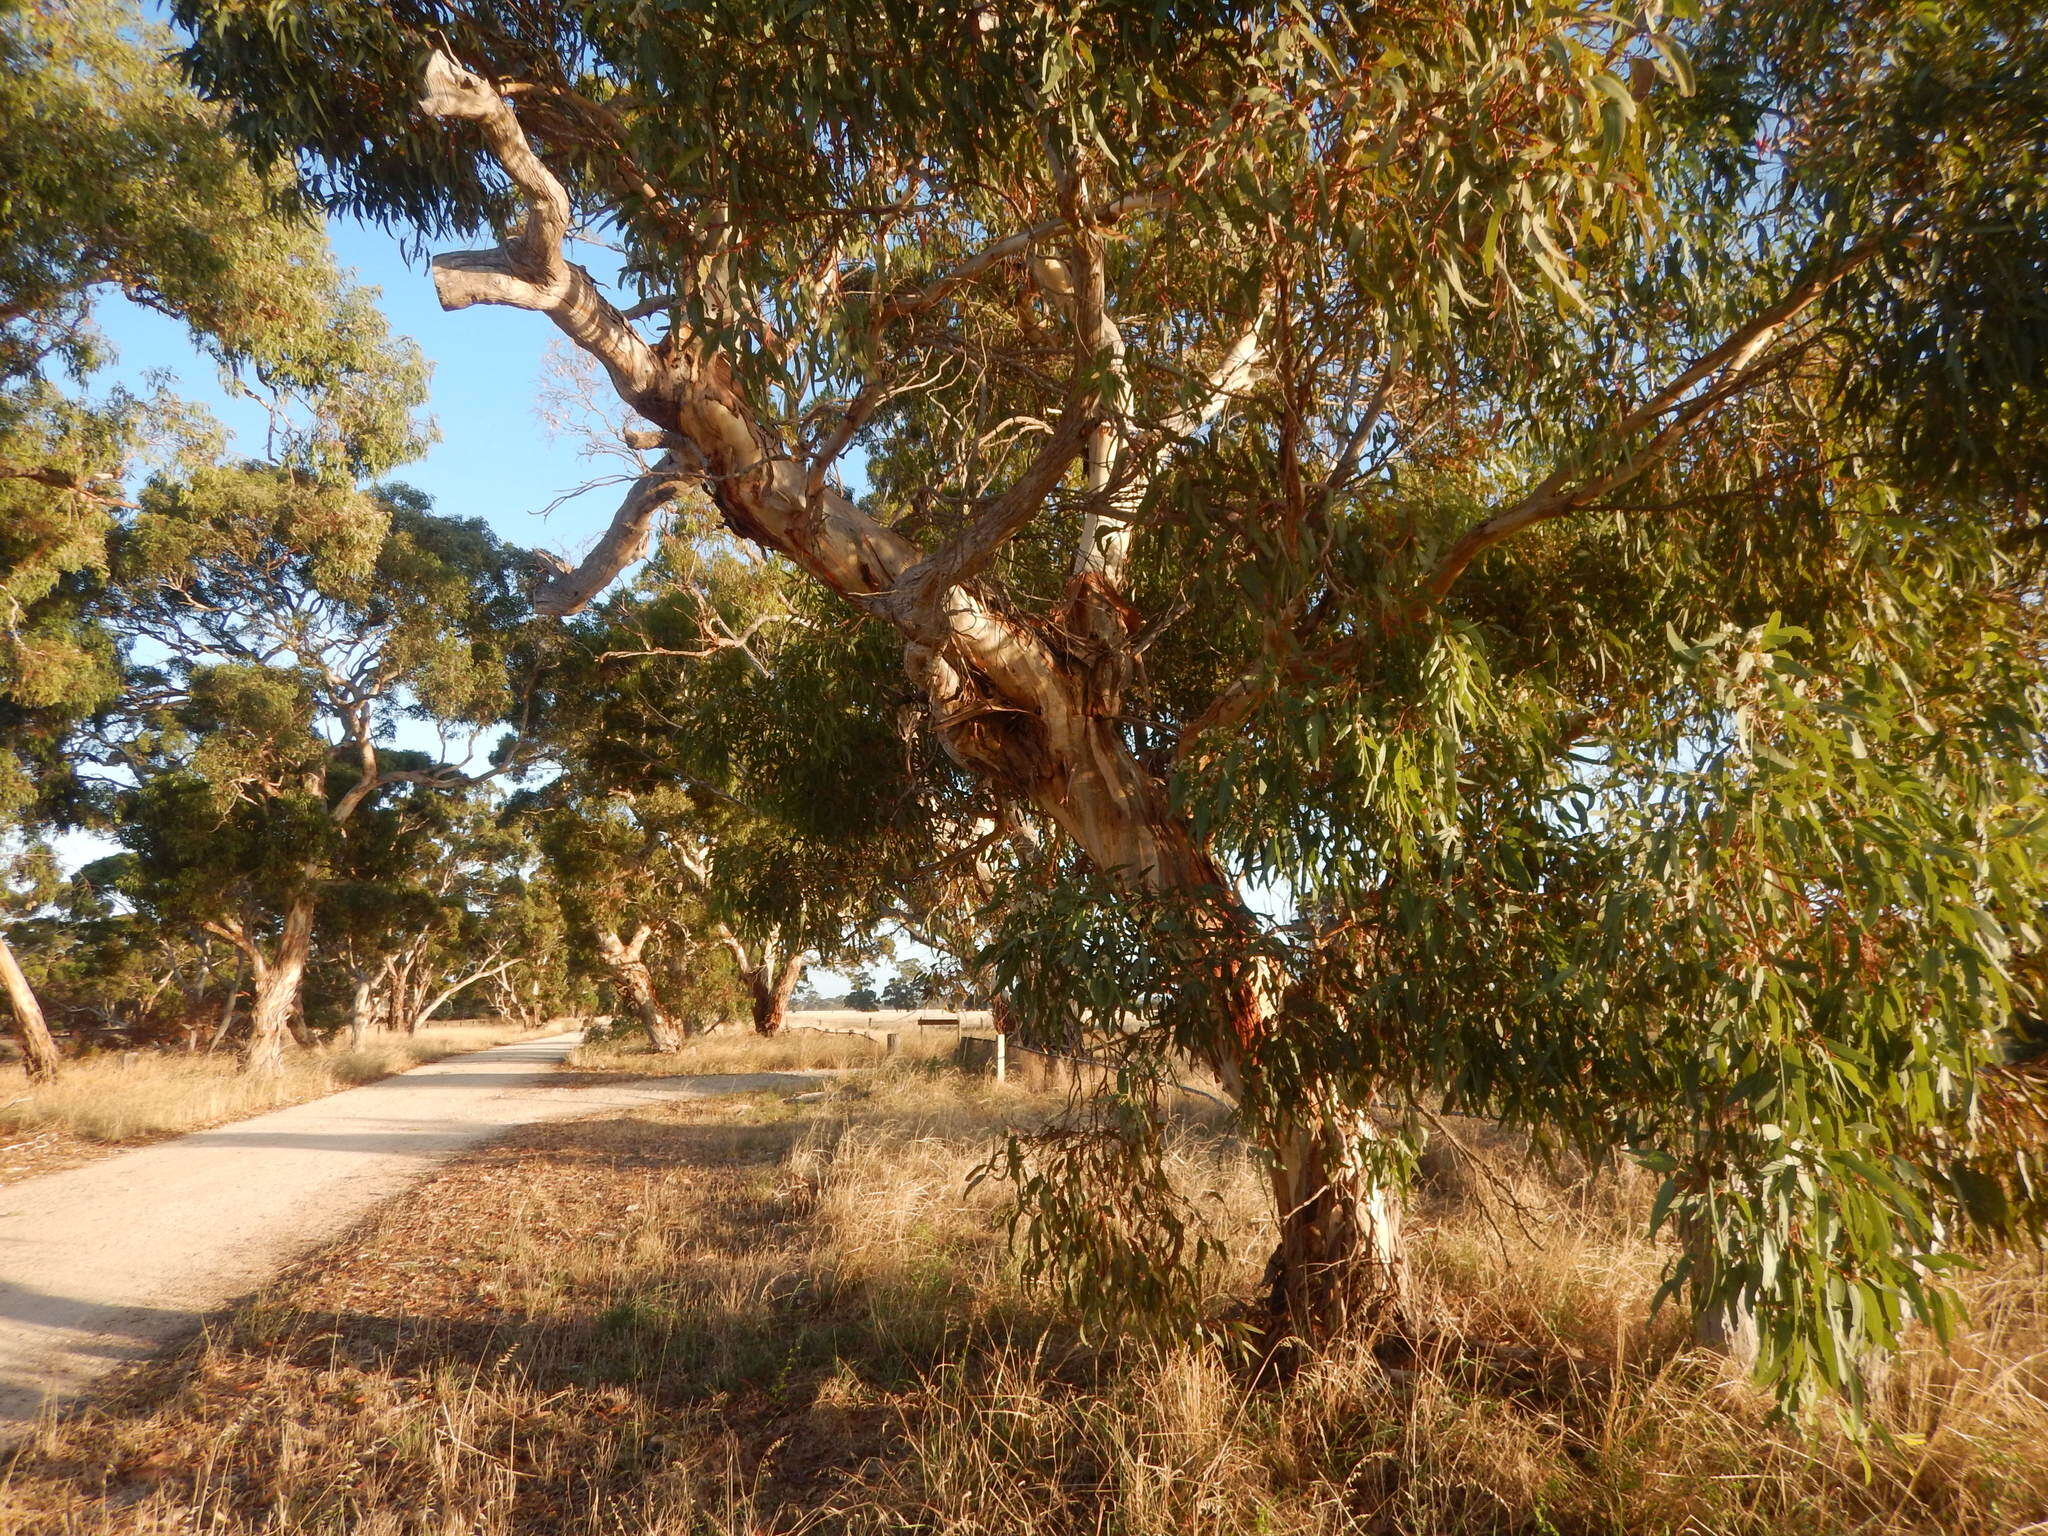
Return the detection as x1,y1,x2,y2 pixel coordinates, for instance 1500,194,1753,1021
0,1031,824,1427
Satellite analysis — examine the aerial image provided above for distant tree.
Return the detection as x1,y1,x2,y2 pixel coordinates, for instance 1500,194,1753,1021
526,532,946,1035
880,966,930,1011
20,865,243,1050
94,477,534,1071
471,854,589,1030
843,972,880,1014
524,788,735,1050
318,779,525,1046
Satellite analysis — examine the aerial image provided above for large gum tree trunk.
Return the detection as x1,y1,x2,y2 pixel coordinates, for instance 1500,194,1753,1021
0,931,62,1084
1265,1101,1409,1337
1009,715,1411,1342
409,64,1395,1344
597,927,682,1052
241,897,314,1075
750,952,803,1037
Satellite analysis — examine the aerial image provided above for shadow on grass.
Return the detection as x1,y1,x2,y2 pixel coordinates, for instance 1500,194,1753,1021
7,1110,1068,1531
3,1103,1751,1536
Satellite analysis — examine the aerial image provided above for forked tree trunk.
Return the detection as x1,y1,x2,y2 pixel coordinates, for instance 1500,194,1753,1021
410,60,1393,1344
750,953,803,1036
285,1004,317,1050
0,931,62,1084
597,927,683,1052
206,955,246,1053
241,897,315,1075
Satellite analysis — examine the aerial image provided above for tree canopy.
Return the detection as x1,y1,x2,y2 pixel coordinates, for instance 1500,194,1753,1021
156,0,2048,1410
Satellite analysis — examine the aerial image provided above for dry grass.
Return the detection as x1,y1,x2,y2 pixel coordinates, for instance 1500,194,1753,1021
4,1040,2045,1535
0,1020,555,1174
571,1020,969,1075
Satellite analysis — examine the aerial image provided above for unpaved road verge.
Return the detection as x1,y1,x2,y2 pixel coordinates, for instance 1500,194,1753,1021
0,1031,822,1425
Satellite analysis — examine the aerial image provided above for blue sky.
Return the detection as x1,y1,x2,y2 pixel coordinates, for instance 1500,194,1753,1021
100,216,625,567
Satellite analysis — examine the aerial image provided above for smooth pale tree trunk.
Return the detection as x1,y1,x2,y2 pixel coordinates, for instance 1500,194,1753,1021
206,955,246,1053
348,974,378,1050
750,953,803,1037
1265,1104,1409,1336
1680,1216,1762,1375
241,897,315,1075
1696,1295,1762,1370
597,927,683,1052
0,931,62,1084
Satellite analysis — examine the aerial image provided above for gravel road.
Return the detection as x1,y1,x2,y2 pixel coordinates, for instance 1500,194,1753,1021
0,1031,821,1426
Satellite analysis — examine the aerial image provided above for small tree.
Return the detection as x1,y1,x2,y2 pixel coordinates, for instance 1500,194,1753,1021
318,775,522,1045
524,789,729,1049
527,532,945,1036
880,966,930,1011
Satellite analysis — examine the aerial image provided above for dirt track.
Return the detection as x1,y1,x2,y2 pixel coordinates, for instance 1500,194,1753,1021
0,1031,822,1426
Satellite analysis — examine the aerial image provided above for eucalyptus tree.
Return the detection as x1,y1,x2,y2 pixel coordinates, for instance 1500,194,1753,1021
0,835,66,1077
319,774,525,1044
18,868,243,1049
1,0,430,1075
98,477,536,1071
524,787,730,1049
178,0,2048,1404
528,522,963,1035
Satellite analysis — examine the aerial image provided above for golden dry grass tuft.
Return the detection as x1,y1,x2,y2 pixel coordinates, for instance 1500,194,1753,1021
3,1041,2044,1535
0,1021,555,1182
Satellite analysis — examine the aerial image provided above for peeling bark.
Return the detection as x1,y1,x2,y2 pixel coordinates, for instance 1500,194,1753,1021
1266,1103,1409,1339
597,926,683,1051
750,952,803,1036
241,896,314,1075
417,55,1399,1342
0,931,62,1084
348,974,377,1051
